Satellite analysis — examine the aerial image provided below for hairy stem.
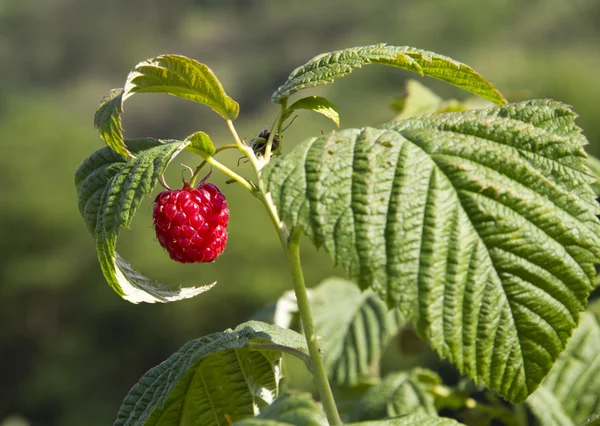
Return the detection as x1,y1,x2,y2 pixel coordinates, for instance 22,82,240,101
286,228,342,425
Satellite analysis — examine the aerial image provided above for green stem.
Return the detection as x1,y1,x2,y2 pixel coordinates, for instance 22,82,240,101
286,228,342,426
264,100,288,161
189,144,239,186
203,155,254,193
221,118,341,424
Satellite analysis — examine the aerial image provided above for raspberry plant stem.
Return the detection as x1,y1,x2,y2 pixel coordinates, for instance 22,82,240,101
286,227,343,426
223,117,342,425
264,100,288,160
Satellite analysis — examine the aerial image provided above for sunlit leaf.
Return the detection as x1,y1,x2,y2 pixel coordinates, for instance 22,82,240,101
281,96,340,127
124,54,239,120
272,44,505,105
263,100,600,402
185,131,216,156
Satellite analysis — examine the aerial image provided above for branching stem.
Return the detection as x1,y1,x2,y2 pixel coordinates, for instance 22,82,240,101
219,117,342,425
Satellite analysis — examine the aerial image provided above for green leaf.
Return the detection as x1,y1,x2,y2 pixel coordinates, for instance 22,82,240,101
281,96,340,127
233,393,326,426
527,387,576,426
75,138,214,303
348,413,465,425
124,54,239,120
263,100,600,402
353,369,441,421
579,412,600,426
528,308,600,425
310,277,406,386
185,131,216,157
272,44,506,105
114,321,306,426
391,80,493,120
586,154,600,196
94,88,128,158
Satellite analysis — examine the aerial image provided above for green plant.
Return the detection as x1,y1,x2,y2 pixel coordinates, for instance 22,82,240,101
75,44,600,425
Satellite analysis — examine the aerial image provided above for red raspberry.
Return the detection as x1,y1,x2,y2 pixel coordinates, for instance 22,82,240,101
153,182,229,263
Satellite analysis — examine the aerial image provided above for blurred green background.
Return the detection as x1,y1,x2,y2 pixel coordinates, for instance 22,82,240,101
1,1,600,425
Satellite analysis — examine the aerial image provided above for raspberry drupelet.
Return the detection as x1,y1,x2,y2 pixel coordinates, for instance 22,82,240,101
153,182,229,263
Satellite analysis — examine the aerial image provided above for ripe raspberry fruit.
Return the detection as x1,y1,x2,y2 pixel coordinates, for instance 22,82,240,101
153,181,229,263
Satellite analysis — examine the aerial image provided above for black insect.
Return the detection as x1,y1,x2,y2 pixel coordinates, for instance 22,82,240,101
250,126,280,157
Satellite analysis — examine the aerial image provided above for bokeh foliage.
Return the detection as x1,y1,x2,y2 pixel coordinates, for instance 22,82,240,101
1,1,600,425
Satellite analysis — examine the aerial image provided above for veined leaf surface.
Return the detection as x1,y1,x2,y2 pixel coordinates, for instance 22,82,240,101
528,307,600,425
75,138,214,303
310,278,405,386
353,369,441,421
114,321,307,426
124,55,239,120
263,100,600,402
281,96,340,127
272,44,505,105
94,88,127,157
94,55,238,157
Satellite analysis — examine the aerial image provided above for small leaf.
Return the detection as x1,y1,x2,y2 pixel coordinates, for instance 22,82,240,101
310,277,406,386
528,307,600,425
263,100,600,402
353,369,441,421
272,44,505,105
124,54,239,120
75,138,213,303
233,393,326,426
348,413,465,425
114,321,305,426
391,80,493,121
185,131,216,157
282,96,340,127
94,88,129,158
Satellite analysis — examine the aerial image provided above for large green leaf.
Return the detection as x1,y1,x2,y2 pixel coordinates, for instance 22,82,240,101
124,55,239,120
310,278,406,386
353,369,441,421
75,138,214,303
114,321,307,426
232,393,326,426
528,308,600,425
94,55,238,158
263,100,600,402
272,44,505,105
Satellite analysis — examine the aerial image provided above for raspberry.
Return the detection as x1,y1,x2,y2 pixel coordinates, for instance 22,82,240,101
153,182,229,263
